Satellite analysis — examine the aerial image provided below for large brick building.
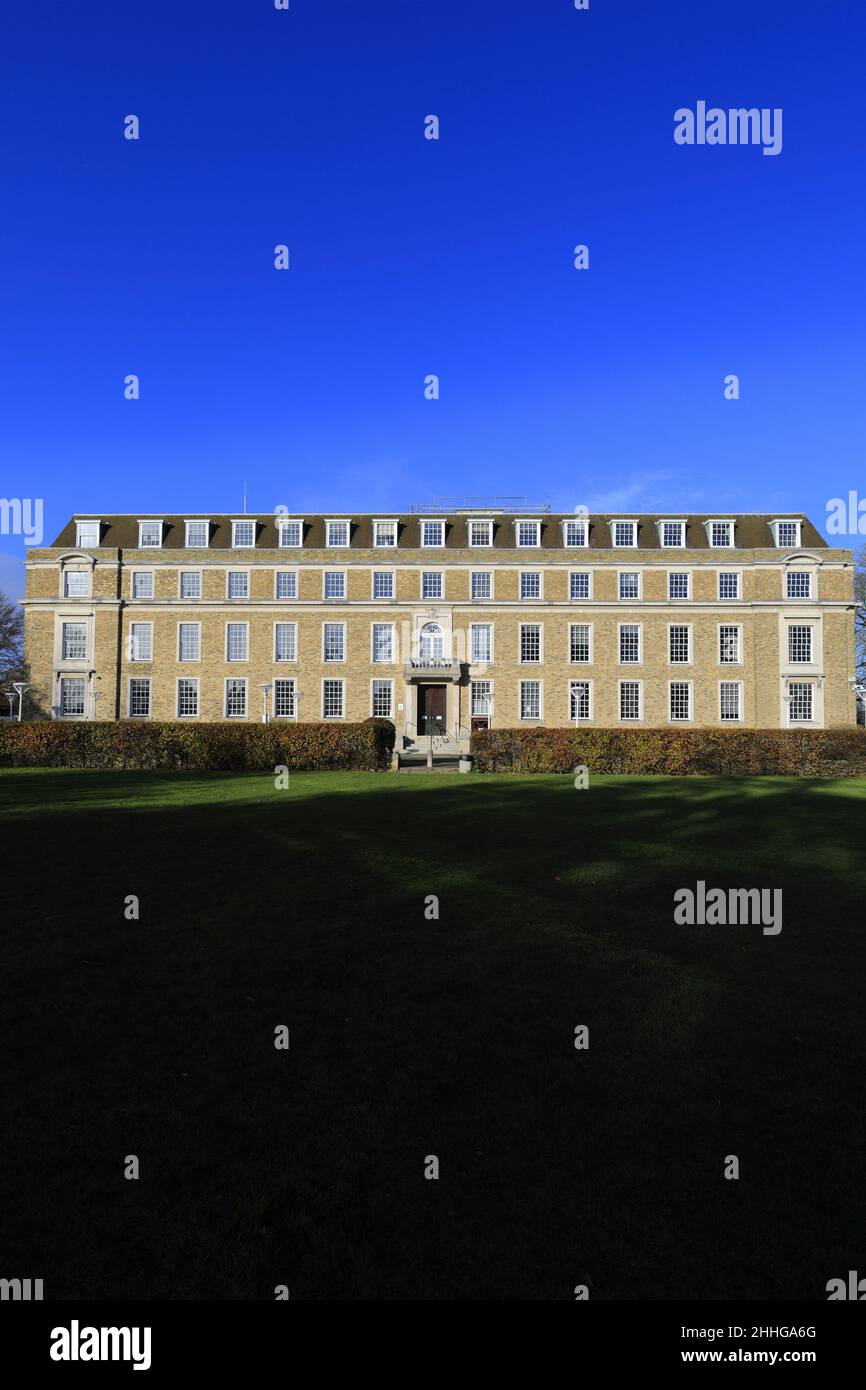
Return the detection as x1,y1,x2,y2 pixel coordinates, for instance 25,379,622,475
22,505,857,751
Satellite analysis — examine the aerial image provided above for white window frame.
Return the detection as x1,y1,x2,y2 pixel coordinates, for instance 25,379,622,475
519,622,543,664
372,520,398,548
718,570,741,601
668,680,693,723
129,621,153,663
668,623,692,665
618,679,643,722
178,622,201,663
226,621,249,662
610,519,638,548
562,519,589,548
227,570,250,600
184,520,210,548
787,681,814,725
468,519,494,547
323,621,346,663
469,622,493,664
131,570,154,600
322,677,346,720
569,570,592,601
371,678,394,718
225,677,248,719
470,570,494,601
718,623,742,665
519,570,543,601
127,677,152,719
719,680,743,723
371,622,395,664
179,570,202,600
569,679,593,721
657,519,686,548
59,676,87,719
231,519,256,548
470,679,493,719
273,678,298,720
618,622,642,665
323,569,347,601
787,624,813,665
275,569,298,600
61,620,88,662
514,519,541,548
176,677,199,719
519,678,543,721
770,519,802,548
421,570,444,601
372,569,395,600
667,570,691,601
704,519,735,548
785,569,813,600
75,520,101,548
568,622,592,664
274,621,297,663
63,569,91,598
138,519,163,549
421,519,446,548
618,569,641,601
278,519,304,548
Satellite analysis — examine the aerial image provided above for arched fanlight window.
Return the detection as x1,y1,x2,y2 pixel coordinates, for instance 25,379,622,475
419,623,445,659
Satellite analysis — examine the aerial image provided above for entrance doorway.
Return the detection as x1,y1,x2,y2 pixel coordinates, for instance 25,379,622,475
417,684,447,736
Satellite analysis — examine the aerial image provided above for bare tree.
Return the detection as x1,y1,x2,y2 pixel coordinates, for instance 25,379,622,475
0,589,24,687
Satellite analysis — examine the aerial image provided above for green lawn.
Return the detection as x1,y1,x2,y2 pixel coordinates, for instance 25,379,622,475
2,769,865,1300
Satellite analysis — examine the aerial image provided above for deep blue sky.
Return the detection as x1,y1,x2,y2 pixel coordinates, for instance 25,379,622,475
2,0,865,598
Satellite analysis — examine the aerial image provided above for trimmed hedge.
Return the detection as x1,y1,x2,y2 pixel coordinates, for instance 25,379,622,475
470,726,866,777
0,719,396,772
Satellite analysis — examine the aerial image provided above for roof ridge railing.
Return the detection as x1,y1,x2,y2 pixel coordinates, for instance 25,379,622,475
409,497,552,514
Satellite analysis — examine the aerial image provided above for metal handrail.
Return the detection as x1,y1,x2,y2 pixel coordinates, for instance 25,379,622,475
409,497,551,515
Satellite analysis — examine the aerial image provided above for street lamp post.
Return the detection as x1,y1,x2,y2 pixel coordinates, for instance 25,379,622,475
2,690,16,720
259,682,273,723
12,682,32,721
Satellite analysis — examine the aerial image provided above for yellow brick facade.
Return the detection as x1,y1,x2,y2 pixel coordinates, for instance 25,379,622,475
22,513,857,746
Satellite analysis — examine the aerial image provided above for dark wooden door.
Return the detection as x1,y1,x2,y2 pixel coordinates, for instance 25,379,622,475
418,684,446,734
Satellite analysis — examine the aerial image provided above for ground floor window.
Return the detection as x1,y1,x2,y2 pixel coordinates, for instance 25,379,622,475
669,681,692,721
520,680,541,720
225,678,247,718
371,679,393,718
129,678,151,718
60,677,85,717
323,679,344,719
177,678,198,718
569,680,591,721
719,681,741,721
274,679,296,719
788,682,814,722
619,680,641,721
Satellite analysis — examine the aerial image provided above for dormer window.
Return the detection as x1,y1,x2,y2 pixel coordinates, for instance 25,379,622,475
278,520,303,548
562,519,588,547
468,519,493,547
515,520,541,548
705,519,735,548
185,520,210,548
610,520,638,548
75,520,101,548
770,519,802,548
421,520,445,547
326,520,351,548
373,520,397,548
658,520,686,548
232,520,256,548
138,520,163,548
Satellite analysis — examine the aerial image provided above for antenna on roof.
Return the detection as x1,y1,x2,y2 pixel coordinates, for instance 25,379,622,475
243,481,247,514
